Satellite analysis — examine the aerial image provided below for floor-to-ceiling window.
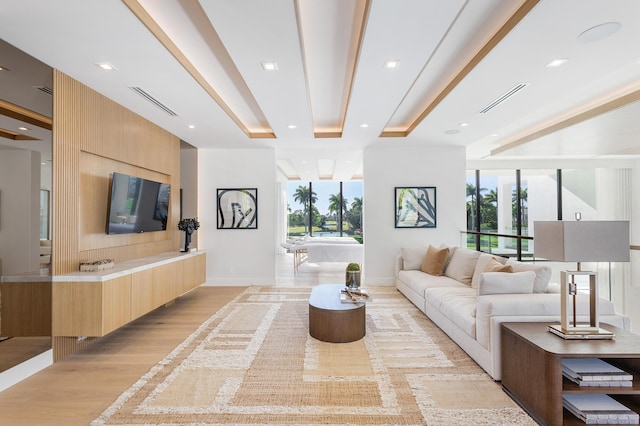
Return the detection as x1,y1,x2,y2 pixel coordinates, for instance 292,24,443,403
466,169,557,260
287,181,363,242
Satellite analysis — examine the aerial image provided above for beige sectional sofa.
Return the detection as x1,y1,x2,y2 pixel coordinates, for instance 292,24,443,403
395,245,631,380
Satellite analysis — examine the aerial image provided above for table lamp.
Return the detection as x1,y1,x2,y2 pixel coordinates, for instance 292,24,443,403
533,220,629,339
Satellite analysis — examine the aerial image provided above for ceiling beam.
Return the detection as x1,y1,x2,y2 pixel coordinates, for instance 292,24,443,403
121,0,275,139
491,87,640,155
380,0,540,137
0,99,52,131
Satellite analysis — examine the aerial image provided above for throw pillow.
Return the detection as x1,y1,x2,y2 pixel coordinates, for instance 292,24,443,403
421,245,450,276
439,243,458,274
506,260,552,293
471,253,508,288
477,271,536,295
444,248,481,286
400,247,426,270
485,257,513,273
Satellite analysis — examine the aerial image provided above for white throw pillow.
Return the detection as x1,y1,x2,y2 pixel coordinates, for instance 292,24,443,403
400,247,426,270
444,248,481,286
506,260,552,293
477,271,536,295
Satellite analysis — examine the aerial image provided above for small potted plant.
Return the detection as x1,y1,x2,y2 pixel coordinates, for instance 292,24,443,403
178,218,200,252
345,262,361,289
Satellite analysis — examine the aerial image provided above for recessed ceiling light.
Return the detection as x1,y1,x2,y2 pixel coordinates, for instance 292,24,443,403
384,60,400,69
261,61,278,71
360,123,369,128
0,66,9,71
187,124,195,129
444,129,460,135
545,58,569,68
287,124,297,129
459,122,469,127
578,22,622,43
96,62,117,71
18,126,29,131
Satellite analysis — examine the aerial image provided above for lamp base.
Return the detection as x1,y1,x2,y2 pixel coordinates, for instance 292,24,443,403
547,324,614,340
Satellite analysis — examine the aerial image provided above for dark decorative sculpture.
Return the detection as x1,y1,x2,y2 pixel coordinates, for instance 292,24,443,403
178,218,200,252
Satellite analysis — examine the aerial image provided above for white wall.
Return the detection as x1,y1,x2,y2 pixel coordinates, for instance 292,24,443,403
180,145,198,249
0,149,41,275
198,148,276,285
363,145,466,285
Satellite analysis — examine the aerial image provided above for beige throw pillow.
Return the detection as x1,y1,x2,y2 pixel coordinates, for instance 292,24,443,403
444,248,481,286
400,247,427,270
421,245,450,276
471,253,509,288
485,257,513,273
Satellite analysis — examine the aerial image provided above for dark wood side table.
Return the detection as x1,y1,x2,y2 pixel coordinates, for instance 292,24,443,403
501,322,640,426
308,284,366,343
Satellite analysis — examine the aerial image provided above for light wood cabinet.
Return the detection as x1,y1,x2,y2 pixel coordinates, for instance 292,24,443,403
52,251,206,338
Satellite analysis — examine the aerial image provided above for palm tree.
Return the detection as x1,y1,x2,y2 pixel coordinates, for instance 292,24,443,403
346,197,363,233
511,187,528,229
328,193,348,219
292,185,317,233
481,189,498,231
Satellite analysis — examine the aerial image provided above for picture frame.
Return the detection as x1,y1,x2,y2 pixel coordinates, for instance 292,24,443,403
394,186,436,228
217,188,258,229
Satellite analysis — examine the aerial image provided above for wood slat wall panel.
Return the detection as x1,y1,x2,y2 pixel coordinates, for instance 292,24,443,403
52,70,182,360
52,71,180,276
52,337,97,363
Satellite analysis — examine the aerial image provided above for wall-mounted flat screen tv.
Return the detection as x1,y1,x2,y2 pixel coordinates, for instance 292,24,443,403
106,172,170,234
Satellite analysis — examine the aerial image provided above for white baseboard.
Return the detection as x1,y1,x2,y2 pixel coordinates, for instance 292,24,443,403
0,349,53,393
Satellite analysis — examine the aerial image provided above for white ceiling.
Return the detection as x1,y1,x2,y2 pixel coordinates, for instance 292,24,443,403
1,0,640,180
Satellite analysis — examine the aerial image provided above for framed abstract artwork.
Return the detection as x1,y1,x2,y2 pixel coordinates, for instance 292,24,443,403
217,188,258,229
394,186,436,228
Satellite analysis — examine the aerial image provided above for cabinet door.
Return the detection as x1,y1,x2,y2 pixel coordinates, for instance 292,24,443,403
102,275,131,335
182,255,198,294
131,269,154,320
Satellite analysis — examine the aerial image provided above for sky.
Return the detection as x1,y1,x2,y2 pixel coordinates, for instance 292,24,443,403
287,181,362,214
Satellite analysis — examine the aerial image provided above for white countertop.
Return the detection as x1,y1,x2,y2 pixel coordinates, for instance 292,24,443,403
51,250,206,282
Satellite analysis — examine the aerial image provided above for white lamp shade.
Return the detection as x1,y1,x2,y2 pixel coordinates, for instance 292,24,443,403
534,221,630,262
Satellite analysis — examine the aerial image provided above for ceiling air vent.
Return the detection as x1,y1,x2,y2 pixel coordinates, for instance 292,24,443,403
34,85,53,96
129,86,178,116
479,83,529,114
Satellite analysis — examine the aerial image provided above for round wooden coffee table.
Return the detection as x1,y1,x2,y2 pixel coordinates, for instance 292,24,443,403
308,283,366,343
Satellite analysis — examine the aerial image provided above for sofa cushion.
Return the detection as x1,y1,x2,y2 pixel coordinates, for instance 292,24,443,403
444,248,481,286
471,253,509,288
397,270,467,299
425,287,477,338
400,247,426,270
477,271,535,295
506,259,552,293
421,245,450,276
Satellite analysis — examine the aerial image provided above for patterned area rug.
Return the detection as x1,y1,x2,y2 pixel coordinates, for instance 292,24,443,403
91,286,535,425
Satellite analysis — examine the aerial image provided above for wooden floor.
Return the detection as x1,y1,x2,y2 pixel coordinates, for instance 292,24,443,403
0,254,350,425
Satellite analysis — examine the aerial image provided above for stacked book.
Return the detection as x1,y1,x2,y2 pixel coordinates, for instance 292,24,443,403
563,394,639,424
563,358,633,387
